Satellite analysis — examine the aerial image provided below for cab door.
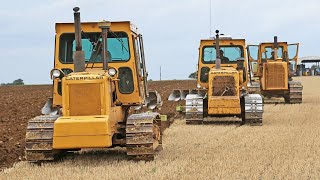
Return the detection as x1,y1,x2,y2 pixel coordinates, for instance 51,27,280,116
247,45,260,78
138,34,149,98
132,34,147,102
287,43,299,75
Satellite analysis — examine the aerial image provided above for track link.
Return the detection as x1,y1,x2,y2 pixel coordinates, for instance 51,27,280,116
287,81,303,104
25,115,60,162
126,112,162,161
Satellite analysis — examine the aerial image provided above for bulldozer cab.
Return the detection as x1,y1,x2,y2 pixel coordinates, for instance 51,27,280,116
247,42,299,78
51,21,149,108
247,38,299,91
197,38,248,89
247,38,302,104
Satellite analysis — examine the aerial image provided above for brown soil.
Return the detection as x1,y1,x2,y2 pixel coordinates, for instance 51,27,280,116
0,85,52,170
148,80,196,117
0,80,195,170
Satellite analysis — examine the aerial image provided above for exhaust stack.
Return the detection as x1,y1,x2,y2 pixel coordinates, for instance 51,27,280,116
73,7,86,72
273,36,278,61
215,30,221,69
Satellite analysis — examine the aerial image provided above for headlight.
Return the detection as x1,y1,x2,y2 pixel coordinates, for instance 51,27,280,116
50,69,65,79
197,84,201,89
52,69,61,78
108,68,117,77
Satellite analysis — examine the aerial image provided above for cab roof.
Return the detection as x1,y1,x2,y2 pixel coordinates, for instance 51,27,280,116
200,38,246,43
55,21,139,34
260,42,288,45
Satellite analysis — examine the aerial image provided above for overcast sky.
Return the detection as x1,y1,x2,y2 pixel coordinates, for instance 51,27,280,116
0,0,319,84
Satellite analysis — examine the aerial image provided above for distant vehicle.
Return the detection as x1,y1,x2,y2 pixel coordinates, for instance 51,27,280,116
247,37,303,104
169,31,263,125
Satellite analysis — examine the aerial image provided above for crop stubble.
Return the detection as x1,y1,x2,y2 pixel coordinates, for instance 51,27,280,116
1,77,320,179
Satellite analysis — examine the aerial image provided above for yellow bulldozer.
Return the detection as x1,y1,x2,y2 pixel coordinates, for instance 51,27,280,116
247,37,303,103
169,31,263,125
25,7,163,162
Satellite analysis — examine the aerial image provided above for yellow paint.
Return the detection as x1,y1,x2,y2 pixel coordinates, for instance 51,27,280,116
61,71,109,116
252,63,258,74
262,62,288,90
53,115,112,148
52,22,146,107
53,70,124,149
48,21,145,150
52,78,62,106
207,67,241,115
208,97,241,114
197,39,248,89
195,38,246,116
249,42,299,91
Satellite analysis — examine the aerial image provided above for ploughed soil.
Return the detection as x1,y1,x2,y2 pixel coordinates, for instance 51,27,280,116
0,80,195,170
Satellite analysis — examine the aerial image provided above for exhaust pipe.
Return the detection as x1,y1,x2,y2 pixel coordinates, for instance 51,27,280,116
73,7,86,72
215,30,221,69
273,36,278,61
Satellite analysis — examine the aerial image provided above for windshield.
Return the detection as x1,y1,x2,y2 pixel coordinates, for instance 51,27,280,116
59,32,130,63
202,46,244,64
262,46,283,60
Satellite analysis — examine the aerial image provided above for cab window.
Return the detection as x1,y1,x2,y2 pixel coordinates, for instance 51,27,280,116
200,67,210,83
202,46,244,64
59,32,130,63
262,46,283,60
118,67,134,94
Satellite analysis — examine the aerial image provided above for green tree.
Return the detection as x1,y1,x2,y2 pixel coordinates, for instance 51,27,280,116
12,79,24,85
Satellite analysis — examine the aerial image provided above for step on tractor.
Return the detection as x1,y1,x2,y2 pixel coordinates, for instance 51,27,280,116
247,37,303,104
169,31,263,125
25,7,164,162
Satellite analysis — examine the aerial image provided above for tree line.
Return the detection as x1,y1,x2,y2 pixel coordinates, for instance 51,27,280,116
0,79,24,86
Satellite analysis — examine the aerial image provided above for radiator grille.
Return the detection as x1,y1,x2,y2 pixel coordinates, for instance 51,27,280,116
69,83,101,116
212,76,237,96
266,63,286,89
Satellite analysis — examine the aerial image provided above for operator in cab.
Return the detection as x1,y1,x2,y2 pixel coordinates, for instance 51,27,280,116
270,51,275,60
220,50,230,63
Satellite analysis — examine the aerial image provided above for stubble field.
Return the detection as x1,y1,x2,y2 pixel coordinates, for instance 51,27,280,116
1,77,320,179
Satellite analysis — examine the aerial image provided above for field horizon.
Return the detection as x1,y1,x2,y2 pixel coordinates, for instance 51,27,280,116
1,77,320,179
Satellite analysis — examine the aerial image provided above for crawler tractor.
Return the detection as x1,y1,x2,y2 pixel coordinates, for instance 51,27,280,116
25,7,163,162
169,31,263,125
247,37,302,103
